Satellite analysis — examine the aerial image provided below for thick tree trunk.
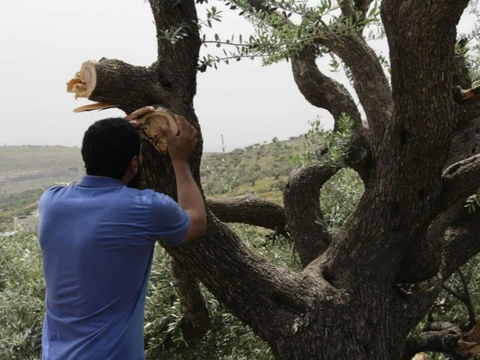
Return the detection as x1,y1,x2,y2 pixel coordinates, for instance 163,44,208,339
271,322,406,360
265,282,422,360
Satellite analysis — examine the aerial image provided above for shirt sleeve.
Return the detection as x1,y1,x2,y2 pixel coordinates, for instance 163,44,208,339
149,192,190,246
38,186,65,217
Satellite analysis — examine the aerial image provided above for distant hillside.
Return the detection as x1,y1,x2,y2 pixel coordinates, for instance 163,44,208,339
0,136,312,226
0,188,44,226
200,136,307,202
0,146,84,196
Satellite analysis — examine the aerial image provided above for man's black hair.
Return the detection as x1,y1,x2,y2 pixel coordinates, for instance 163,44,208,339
81,117,141,180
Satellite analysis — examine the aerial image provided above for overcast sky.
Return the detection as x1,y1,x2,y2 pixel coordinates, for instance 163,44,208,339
0,1,476,152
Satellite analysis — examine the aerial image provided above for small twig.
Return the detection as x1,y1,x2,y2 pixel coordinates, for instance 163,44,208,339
458,269,476,329
443,284,464,301
203,40,250,47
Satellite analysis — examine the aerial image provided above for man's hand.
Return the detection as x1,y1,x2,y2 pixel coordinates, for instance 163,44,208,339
160,115,199,163
125,107,198,161
125,106,156,127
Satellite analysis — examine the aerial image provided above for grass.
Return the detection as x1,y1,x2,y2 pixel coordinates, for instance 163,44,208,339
235,176,288,204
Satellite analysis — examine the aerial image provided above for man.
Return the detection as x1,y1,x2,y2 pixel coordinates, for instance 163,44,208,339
38,106,207,360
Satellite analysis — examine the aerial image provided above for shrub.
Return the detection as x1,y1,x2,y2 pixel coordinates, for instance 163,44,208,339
0,231,44,360
270,179,287,191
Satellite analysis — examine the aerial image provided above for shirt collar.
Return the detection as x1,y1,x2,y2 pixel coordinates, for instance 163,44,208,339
77,175,125,188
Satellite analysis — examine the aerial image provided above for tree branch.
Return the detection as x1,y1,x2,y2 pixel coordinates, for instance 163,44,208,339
460,94,480,125
332,0,471,285
338,0,375,34
395,156,480,284
395,119,480,283
393,107,480,283
353,0,374,16
441,204,480,281
403,322,464,360
206,196,286,232
317,32,393,144
404,320,480,359
439,154,480,213
167,214,338,341
171,258,210,345
338,0,355,17
303,0,389,139
66,59,167,115
283,164,339,266
246,0,365,133
374,0,472,193
291,46,372,180
292,46,361,121
291,46,363,131
244,0,372,180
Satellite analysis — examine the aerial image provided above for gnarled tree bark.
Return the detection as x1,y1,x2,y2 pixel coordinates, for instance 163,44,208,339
283,164,338,266
403,322,465,360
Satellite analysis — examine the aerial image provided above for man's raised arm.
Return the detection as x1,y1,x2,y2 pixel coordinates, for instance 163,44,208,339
172,158,206,241
162,115,206,242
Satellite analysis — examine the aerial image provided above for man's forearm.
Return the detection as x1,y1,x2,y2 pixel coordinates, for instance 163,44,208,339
172,160,206,239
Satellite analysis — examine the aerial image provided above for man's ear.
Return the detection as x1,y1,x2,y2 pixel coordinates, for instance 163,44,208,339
130,156,139,174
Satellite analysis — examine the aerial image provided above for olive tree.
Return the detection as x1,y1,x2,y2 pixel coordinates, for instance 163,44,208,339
65,0,480,358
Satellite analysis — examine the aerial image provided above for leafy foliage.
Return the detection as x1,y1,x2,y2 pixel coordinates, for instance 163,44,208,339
0,232,44,360
462,0,480,86
320,168,363,232
465,188,480,214
0,188,43,226
142,222,289,360
193,0,384,71
287,113,354,168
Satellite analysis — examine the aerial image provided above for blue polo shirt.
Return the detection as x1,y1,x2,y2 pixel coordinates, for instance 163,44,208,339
37,175,190,360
